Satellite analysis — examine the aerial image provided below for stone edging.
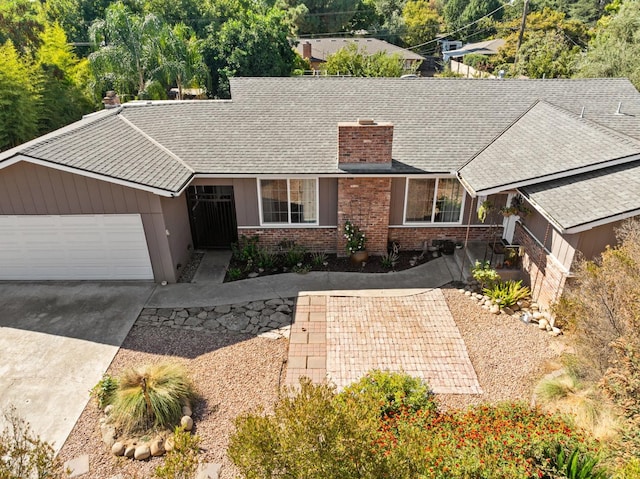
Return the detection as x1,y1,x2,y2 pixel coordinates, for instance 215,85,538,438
136,298,295,339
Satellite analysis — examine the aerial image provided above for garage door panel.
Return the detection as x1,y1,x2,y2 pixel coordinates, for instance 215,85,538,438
0,215,154,280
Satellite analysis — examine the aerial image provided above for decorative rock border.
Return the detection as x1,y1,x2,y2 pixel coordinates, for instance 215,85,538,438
136,298,295,339
102,402,195,460
458,288,563,336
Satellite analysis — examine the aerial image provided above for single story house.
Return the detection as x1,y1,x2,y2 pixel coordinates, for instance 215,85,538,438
1,77,639,310
443,38,506,61
295,38,425,71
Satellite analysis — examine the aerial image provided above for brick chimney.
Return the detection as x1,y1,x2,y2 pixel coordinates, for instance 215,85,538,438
338,119,393,168
302,41,312,60
102,91,121,109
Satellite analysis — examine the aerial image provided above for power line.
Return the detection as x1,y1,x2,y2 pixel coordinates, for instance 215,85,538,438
405,2,513,51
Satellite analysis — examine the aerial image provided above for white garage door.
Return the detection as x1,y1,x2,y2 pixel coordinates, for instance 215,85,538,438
0,215,154,280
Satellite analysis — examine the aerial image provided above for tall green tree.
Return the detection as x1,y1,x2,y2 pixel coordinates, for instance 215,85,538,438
322,42,418,75
402,0,441,46
493,7,589,78
159,23,208,99
89,1,165,99
36,23,93,134
287,0,360,34
442,0,503,41
0,41,40,150
202,1,298,98
576,0,640,90
0,0,45,54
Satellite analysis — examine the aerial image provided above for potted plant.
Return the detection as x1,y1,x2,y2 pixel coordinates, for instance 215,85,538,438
344,220,368,263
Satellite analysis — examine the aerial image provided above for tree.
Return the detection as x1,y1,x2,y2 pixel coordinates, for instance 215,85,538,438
202,1,298,98
89,1,166,99
158,23,208,99
555,219,640,453
0,0,45,54
493,7,589,78
442,0,503,41
287,0,361,34
576,0,640,90
402,0,441,46
36,23,93,134
322,42,418,76
0,40,39,151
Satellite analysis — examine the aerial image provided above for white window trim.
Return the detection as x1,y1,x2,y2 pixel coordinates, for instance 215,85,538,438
402,177,466,226
257,178,320,227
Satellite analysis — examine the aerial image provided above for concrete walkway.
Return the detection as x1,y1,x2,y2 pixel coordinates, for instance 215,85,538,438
146,253,463,308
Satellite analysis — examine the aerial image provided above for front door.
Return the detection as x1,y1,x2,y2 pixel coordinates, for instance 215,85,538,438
187,185,238,249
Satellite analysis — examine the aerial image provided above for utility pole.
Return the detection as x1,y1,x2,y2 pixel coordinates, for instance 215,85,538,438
513,0,529,68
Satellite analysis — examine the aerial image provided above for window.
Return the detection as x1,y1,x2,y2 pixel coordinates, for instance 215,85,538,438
259,179,318,225
405,178,464,224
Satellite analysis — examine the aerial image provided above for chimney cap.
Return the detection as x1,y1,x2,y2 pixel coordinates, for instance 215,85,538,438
357,118,375,125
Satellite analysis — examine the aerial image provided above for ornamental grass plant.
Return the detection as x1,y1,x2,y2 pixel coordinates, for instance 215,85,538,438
109,362,194,435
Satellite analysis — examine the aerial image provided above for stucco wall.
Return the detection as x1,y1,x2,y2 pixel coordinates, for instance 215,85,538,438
0,161,176,282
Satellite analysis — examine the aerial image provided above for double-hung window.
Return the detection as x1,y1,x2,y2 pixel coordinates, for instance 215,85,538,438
259,179,318,225
404,178,464,224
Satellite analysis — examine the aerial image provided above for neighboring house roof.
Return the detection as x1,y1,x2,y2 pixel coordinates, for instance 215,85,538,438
520,160,640,234
443,38,506,60
294,37,425,62
1,77,640,216
458,100,640,196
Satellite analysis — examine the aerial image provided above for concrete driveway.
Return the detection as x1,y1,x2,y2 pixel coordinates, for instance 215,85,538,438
0,282,155,452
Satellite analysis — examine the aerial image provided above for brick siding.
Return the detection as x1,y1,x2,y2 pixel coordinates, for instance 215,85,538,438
388,226,502,251
337,177,392,255
514,222,569,311
337,122,393,165
237,228,337,252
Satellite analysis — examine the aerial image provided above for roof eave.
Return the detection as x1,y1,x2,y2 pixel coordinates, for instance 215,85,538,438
465,152,640,198
564,208,640,234
1,154,184,198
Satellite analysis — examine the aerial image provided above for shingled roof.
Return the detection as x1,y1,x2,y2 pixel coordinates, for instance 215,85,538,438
458,100,640,196
1,77,639,200
520,160,640,233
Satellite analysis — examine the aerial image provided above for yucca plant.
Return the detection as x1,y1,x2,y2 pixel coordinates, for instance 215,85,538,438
483,279,531,307
110,362,194,434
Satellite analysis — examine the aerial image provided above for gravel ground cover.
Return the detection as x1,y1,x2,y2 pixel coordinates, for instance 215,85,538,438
59,287,567,478
58,327,288,479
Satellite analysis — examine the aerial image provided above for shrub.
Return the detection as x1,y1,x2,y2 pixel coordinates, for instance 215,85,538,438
471,260,501,289
154,426,200,479
0,406,67,479
343,220,366,254
90,373,118,409
110,362,194,434
380,251,399,270
229,377,385,479
311,251,328,267
282,243,307,268
380,402,596,479
229,371,599,479
339,370,436,418
255,247,277,270
226,267,243,281
231,235,260,262
484,279,531,307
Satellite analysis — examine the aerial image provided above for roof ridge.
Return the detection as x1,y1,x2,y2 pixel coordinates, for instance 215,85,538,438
116,114,195,174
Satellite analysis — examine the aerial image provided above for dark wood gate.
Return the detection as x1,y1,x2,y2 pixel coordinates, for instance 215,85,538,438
187,185,238,249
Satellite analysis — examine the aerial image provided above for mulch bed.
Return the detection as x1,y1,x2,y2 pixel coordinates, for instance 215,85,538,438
224,250,443,282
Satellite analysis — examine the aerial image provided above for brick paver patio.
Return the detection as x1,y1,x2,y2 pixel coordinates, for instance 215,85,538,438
285,290,481,394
